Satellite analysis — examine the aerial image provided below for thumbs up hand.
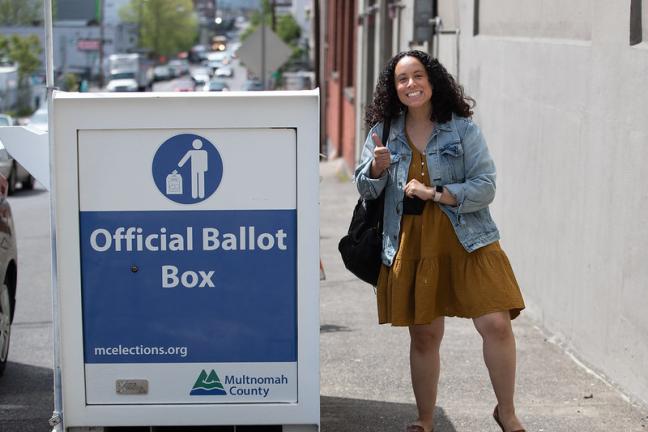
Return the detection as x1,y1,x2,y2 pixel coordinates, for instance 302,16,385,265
370,132,391,178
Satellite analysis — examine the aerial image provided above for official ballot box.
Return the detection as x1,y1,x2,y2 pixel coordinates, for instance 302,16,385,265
51,90,319,430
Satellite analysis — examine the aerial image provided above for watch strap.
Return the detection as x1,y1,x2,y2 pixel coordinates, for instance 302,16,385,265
433,185,443,202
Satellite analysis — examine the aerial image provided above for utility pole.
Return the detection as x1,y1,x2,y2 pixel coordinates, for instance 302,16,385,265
261,20,266,87
270,0,292,32
138,0,144,47
271,0,276,31
98,0,105,87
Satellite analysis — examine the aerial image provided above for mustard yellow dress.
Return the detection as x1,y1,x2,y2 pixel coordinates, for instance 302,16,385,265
376,138,525,326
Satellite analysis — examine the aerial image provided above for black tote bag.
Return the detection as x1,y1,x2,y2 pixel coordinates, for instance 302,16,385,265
337,118,391,286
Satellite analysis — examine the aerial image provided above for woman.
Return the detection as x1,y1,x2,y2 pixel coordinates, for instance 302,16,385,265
354,50,526,432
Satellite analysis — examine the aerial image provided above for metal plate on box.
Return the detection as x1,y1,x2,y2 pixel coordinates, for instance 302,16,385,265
116,379,148,395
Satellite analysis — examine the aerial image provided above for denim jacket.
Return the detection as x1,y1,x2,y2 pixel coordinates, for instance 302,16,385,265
354,113,500,266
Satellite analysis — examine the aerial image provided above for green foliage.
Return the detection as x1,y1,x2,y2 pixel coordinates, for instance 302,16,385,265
0,34,42,86
240,4,301,47
0,0,42,26
276,14,301,45
62,72,78,91
120,0,197,58
12,105,35,117
241,0,270,42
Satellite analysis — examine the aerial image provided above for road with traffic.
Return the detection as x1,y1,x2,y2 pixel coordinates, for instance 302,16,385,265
0,183,53,432
152,58,248,93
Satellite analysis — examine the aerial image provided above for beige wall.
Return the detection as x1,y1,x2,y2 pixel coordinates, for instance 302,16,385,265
446,0,648,404
356,0,648,406
477,0,592,40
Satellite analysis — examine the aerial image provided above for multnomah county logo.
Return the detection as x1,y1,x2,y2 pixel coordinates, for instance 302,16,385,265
190,369,227,396
152,133,223,204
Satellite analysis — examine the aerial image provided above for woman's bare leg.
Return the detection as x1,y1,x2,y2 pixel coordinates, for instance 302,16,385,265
408,317,444,431
473,311,524,431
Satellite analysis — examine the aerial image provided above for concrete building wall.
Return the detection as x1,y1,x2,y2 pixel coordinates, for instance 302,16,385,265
477,0,591,40
291,0,312,42
324,0,356,168
448,0,648,405
0,24,136,77
56,0,98,21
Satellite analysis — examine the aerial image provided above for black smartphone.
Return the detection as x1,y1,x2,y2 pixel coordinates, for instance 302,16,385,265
402,196,426,215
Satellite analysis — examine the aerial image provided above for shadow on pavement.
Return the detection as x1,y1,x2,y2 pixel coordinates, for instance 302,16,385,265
0,361,53,432
322,396,457,432
0,363,460,432
320,324,351,333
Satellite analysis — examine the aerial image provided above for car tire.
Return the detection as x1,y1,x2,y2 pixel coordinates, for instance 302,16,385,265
7,166,17,196
0,283,12,376
22,175,34,191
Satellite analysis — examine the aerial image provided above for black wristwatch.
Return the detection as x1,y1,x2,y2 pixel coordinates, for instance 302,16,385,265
432,185,443,202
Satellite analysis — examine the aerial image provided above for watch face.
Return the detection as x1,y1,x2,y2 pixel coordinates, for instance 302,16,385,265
436,185,444,193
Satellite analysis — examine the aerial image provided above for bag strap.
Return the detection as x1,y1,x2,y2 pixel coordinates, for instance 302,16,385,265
382,117,391,148
375,117,391,231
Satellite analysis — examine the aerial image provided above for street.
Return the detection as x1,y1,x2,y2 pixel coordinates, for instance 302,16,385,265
152,58,248,93
0,183,53,432
0,165,647,431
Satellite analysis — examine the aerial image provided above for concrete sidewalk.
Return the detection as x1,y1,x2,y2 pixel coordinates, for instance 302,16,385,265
318,160,648,432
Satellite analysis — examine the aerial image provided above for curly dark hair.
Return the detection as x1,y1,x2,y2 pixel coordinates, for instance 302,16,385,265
364,50,475,128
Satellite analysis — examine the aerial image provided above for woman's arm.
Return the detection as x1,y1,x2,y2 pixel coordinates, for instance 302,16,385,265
404,180,457,206
442,119,496,214
354,123,390,200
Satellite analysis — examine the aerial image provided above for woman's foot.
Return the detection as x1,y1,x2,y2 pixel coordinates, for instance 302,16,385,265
493,405,525,432
406,420,433,432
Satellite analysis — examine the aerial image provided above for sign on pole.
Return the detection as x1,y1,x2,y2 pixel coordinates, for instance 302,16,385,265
237,25,293,84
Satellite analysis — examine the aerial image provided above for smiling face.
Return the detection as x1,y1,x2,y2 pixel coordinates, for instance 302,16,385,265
394,56,433,110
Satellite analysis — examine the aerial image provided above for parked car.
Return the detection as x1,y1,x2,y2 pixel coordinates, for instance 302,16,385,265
0,115,35,194
0,139,34,194
205,51,230,75
228,43,241,59
0,173,18,376
168,59,190,77
153,65,172,81
174,84,194,92
190,67,211,88
189,44,208,63
243,79,265,91
0,114,16,127
215,66,234,78
105,71,139,92
203,79,229,92
25,107,48,132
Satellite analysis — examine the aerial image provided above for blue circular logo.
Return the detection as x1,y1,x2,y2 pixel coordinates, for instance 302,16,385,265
152,134,223,204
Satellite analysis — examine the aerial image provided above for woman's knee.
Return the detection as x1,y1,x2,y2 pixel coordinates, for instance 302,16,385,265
409,320,444,352
474,312,513,341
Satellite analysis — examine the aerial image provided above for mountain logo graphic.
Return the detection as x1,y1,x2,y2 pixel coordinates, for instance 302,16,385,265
190,369,227,396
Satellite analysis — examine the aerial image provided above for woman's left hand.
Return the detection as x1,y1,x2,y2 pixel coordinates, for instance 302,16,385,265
404,179,432,200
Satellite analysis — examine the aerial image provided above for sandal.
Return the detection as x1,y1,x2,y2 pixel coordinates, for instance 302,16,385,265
493,405,526,432
406,424,432,432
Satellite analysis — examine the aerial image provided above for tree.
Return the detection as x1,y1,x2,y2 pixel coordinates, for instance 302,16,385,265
0,34,42,86
276,14,301,45
241,0,301,47
119,0,197,58
0,0,42,26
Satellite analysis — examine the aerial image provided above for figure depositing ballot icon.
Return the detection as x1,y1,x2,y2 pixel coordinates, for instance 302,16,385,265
178,138,209,199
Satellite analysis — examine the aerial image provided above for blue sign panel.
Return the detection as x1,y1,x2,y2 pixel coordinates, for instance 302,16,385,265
79,209,296,363
151,134,224,204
